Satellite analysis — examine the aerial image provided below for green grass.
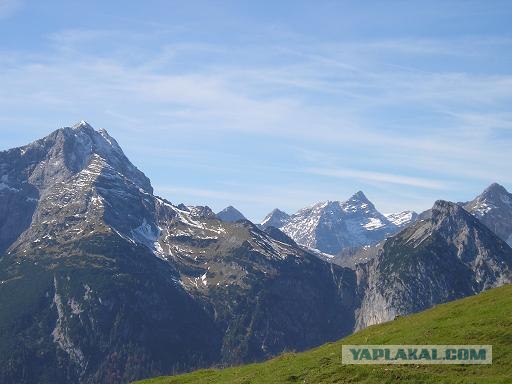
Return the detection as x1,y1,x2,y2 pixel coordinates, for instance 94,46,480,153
134,284,512,384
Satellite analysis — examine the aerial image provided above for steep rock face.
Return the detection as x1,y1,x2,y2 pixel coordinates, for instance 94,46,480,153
216,206,246,222
281,192,397,254
464,183,512,246
356,200,512,330
260,209,290,229
0,121,152,254
0,123,359,384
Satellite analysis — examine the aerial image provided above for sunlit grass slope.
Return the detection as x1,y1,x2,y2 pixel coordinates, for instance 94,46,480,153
136,284,512,384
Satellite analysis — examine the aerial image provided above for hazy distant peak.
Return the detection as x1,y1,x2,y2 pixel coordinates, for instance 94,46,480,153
216,206,246,222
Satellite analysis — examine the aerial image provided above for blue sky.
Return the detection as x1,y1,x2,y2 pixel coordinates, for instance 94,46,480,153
1,1,512,221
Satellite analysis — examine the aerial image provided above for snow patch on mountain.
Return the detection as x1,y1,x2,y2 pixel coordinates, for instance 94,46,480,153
385,211,418,228
280,191,397,254
363,217,386,230
464,183,512,245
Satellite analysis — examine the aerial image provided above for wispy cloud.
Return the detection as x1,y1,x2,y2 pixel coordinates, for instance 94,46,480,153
1,18,511,217
305,168,447,190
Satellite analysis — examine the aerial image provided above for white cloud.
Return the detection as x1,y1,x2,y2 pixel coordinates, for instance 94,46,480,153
1,26,511,216
305,168,446,190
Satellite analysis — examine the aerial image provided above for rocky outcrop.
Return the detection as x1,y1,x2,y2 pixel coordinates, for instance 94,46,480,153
355,200,512,329
464,182,512,246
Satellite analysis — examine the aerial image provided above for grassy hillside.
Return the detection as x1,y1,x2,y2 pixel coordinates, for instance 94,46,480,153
135,284,512,384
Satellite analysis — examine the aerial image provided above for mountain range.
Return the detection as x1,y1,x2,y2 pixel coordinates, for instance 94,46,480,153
259,192,418,255
0,123,358,383
1,122,511,384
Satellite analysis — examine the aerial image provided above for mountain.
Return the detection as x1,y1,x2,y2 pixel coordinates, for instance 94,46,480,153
384,210,418,228
356,200,512,329
216,205,246,222
280,191,397,254
0,123,359,384
259,209,290,229
0,122,217,383
2,123,512,384
137,284,512,384
332,210,418,268
464,183,512,246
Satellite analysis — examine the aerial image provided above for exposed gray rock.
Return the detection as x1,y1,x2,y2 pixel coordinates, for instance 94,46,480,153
464,183,512,246
216,206,246,222
355,200,512,330
260,209,290,229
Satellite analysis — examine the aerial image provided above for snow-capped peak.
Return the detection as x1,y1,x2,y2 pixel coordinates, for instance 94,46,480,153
280,191,398,254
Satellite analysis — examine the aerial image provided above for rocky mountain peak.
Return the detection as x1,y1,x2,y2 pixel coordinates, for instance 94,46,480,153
468,183,512,212
413,200,471,236
431,199,464,217
397,199,501,252
72,119,94,131
356,195,512,330
269,208,288,217
260,208,290,229
482,182,509,197
22,122,152,193
464,183,512,245
341,191,375,213
216,206,246,222
351,190,369,202
280,191,397,254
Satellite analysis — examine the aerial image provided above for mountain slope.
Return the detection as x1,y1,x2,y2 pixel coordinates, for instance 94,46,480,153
464,183,512,246
356,200,512,329
281,192,397,254
0,123,359,384
135,284,512,384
